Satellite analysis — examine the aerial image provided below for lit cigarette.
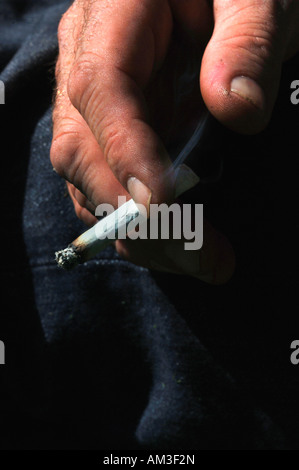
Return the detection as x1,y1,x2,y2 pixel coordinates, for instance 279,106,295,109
55,165,200,269
55,113,210,270
55,198,142,270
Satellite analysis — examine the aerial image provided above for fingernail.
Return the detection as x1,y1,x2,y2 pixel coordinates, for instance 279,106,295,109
230,76,265,110
127,177,152,216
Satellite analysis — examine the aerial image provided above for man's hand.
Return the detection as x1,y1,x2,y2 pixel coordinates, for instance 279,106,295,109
50,0,299,283
51,0,175,218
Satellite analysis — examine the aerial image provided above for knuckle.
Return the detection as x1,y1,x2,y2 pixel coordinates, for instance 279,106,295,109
73,199,93,224
218,26,278,68
103,125,128,182
66,181,75,199
54,57,61,81
74,201,85,221
50,126,83,182
57,0,79,43
67,53,99,112
57,13,68,43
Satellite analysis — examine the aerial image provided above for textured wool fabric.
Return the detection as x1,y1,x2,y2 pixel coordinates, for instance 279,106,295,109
1,0,299,450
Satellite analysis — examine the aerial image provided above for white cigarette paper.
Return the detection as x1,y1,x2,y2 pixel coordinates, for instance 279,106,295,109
55,164,199,270
55,111,210,269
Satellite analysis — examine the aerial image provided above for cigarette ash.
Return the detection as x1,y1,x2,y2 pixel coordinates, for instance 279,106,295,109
55,245,80,270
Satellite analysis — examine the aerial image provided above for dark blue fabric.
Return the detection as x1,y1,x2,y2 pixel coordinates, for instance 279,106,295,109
1,0,299,450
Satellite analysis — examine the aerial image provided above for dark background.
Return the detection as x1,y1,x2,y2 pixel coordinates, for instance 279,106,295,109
1,0,299,450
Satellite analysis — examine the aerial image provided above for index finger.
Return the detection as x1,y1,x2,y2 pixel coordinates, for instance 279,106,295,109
67,0,175,212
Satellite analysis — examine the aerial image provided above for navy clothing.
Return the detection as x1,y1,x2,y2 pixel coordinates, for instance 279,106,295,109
1,0,299,450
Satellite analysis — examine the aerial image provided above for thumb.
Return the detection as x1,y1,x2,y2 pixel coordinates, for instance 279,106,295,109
200,0,291,134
